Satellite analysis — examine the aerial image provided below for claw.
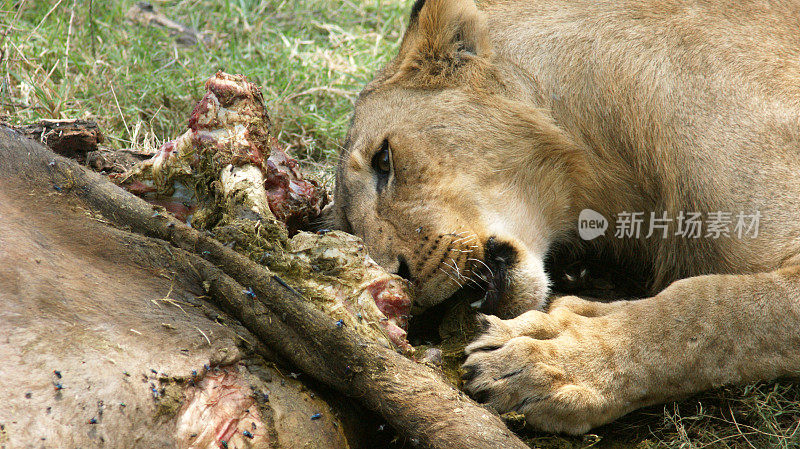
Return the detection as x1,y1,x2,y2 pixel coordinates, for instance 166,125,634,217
461,364,479,383
511,394,551,413
493,367,523,381
472,389,490,403
473,343,501,353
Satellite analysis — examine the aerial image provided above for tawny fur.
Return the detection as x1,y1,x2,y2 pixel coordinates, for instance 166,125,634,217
333,0,800,433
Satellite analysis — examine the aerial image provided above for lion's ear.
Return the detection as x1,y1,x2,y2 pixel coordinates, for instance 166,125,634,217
390,0,491,86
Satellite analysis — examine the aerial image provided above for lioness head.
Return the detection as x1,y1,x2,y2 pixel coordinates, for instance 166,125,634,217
331,0,585,317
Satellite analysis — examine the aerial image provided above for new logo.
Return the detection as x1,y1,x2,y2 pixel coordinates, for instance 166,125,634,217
578,209,608,240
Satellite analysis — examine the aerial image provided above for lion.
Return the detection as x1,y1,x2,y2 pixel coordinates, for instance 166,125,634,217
329,0,800,434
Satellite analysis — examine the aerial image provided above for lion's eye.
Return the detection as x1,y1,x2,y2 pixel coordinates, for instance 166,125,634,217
371,140,392,176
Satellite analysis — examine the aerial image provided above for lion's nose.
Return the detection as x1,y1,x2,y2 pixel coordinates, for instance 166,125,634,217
395,255,412,281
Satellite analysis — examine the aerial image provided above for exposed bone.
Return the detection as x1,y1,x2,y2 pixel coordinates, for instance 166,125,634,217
219,164,275,222
116,72,412,352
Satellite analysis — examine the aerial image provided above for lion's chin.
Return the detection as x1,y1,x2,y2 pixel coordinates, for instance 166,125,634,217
410,241,549,319
410,279,462,315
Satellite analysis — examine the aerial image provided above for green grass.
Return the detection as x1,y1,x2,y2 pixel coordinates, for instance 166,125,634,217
0,0,409,163
2,1,800,448
509,382,800,448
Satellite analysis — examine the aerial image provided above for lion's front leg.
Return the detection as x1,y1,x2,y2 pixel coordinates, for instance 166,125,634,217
462,266,800,434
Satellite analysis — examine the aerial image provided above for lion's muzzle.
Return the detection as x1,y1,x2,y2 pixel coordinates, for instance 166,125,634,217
470,236,518,314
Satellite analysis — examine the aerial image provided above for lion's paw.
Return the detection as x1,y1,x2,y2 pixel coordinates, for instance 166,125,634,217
463,298,634,434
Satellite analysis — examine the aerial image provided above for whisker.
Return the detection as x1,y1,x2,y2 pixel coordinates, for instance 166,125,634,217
468,257,495,278
444,259,464,280
452,235,478,245
459,268,484,287
439,267,464,288
464,277,484,288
